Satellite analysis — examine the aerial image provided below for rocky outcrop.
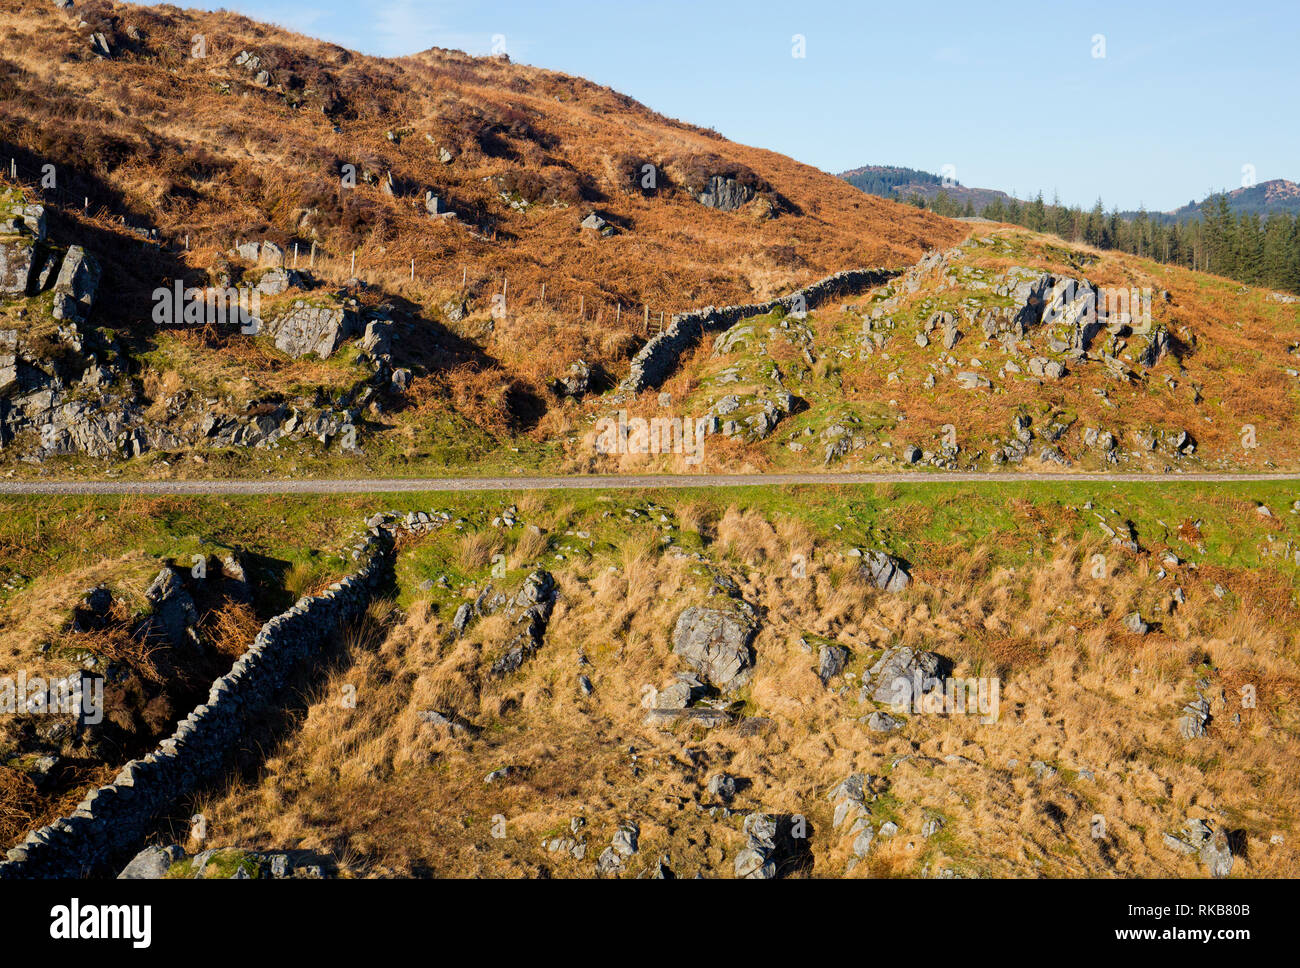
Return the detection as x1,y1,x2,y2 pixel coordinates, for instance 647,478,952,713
263,300,360,358
1162,818,1234,878
51,246,101,323
0,196,43,295
867,646,948,707
489,570,558,677
694,175,755,212
553,360,591,397
671,602,759,692
859,551,910,593
140,566,201,651
0,329,16,396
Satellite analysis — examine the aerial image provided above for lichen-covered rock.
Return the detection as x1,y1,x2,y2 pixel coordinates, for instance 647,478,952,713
264,300,360,358
818,643,848,684
868,646,946,706
0,329,16,396
142,566,200,650
860,551,910,593
671,604,758,692
51,245,101,323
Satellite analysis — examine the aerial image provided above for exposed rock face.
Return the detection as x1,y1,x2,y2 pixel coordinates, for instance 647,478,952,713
490,570,558,676
1179,697,1210,738
0,328,16,395
228,240,284,267
264,300,360,358
141,566,200,650
818,643,848,684
1027,356,1065,380
694,175,755,212
868,646,947,706
955,371,990,390
254,267,301,296
859,551,910,593
0,197,43,295
579,212,615,236
13,387,145,458
707,772,738,801
1138,326,1170,367
671,604,759,692
733,813,778,878
866,710,902,732
51,245,101,322
1163,818,1233,878
1123,610,1150,634
117,844,183,879
0,236,35,295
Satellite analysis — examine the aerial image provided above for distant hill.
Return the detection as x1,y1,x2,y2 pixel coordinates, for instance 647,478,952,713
1131,179,1300,223
839,165,1013,210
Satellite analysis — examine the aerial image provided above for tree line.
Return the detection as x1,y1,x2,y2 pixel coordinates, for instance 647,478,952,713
909,190,1300,294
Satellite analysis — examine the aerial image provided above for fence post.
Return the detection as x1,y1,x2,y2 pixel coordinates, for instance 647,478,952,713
579,295,584,319
293,243,298,267
540,282,545,307
310,241,317,268
410,258,414,282
350,250,356,276
644,304,649,333
615,303,620,326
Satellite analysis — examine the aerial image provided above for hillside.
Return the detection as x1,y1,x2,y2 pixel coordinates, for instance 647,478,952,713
0,0,971,476
3,484,1297,878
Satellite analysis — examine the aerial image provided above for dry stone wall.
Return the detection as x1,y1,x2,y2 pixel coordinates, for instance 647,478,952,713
621,267,898,393
0,527,394,879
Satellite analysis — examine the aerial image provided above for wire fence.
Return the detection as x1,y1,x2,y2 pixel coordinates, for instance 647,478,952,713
3,157,671,336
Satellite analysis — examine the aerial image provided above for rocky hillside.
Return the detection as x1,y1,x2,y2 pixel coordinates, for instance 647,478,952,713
1,3,1296,478
7,484,1294,878
0,0,967,475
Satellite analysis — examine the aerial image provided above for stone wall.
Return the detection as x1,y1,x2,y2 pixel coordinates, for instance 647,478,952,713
0,527,393,879
621,267,898,394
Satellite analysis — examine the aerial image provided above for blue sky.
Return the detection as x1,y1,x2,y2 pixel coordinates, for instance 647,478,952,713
205,0,1299,212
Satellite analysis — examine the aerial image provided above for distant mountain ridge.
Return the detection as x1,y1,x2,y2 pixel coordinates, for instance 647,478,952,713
840,165,1300,224
839,165,1013,211
1134,179,1300,223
